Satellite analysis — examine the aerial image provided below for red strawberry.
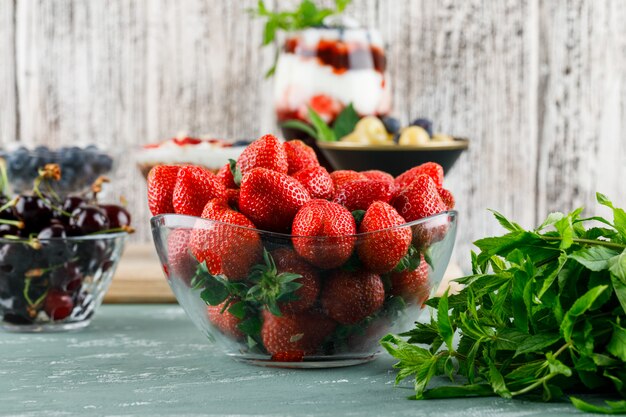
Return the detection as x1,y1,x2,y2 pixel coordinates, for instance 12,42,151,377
390,255,430,305
333,179,394,211
395,162,444,190
190,199,262,280
330,170,367,189
217,163,237,189
357,201,411,273
236,134,288,176
261,310,336,356
438,188,455,210
362,170,394,185
225,188,240,210
321,270,385,325
272,248,321,313
207,301,244,339
394,175,449,248
147,165,180,215
392,174,447,222
284,139,319,175
292,200,356,269
292,166,334,200
166,229,196,285
172,165,227,217
239,168,310,232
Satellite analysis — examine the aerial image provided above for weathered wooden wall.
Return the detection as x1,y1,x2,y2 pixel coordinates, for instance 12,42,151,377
0,0,624,269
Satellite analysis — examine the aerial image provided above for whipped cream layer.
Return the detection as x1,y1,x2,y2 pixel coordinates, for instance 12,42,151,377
274,53,391,117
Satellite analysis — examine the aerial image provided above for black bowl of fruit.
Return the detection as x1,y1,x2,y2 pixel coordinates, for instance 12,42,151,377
0,145,114,197
0,164,132,332
283,107,468,176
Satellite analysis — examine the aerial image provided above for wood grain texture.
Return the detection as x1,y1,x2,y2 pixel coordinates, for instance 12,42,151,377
536,0,626,219
0,0,16,145
0,0,624,268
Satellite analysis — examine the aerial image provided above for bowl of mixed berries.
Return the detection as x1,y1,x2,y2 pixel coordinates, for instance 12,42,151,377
0,163,132,332
148,134,457,367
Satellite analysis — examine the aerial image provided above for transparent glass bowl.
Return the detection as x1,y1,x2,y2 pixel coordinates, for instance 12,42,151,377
151,211,457,368
0,233,127,332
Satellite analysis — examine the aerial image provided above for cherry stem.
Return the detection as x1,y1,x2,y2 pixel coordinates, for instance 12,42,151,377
0,218,24,229
33,177,72,217
0,196,18,213
0,158,10,198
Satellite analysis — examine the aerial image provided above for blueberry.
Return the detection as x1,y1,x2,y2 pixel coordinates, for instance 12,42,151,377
232,140,252,147
410,118,433,137
100,155,113,172
34,145,50,155
380,116,401,135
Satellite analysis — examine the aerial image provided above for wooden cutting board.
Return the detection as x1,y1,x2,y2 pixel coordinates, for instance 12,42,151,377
105,244,463,304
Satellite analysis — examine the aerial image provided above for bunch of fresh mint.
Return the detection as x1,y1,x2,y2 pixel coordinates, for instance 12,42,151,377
382,193,626,414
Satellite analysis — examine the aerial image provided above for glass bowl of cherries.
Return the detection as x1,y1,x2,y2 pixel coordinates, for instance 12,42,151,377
0,163,132,332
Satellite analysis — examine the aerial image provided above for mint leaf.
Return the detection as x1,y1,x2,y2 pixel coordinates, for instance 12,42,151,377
598,192,626,240
570,246,621,271
489,209,523,232
612,273,626,315
308,107,336,142
514,333,561,356
281,120,318,139
608,323,626,361
571,397,626,414
560,285,608,342
332,103,360,140
536,212,565,231
609,250,626,283
437,290,454,351
421,384,494,399
484,353,511,398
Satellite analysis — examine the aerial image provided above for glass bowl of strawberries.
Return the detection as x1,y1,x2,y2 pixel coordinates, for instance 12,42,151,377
148,134,457,367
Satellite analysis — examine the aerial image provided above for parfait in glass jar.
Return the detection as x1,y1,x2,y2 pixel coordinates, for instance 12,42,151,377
275,18,391,129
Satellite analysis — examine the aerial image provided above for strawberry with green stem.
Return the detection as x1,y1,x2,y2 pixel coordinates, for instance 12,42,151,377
247,249,304,317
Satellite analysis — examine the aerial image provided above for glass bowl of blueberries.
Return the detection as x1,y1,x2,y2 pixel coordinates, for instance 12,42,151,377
0,145,114,197
0,164,132,332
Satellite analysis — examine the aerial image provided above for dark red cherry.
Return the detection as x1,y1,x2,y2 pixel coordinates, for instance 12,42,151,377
0,223,18,237
69,205,110,235
62,196,87,214
14,195,53,232
44,290,74,320
37,224,67,239
49,262,82,292
100,204,131,229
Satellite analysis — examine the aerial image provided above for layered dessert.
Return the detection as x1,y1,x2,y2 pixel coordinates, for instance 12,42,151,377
137,136,247,177
274,20,391,125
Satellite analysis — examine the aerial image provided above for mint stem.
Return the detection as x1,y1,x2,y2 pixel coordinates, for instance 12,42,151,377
542,236,626,250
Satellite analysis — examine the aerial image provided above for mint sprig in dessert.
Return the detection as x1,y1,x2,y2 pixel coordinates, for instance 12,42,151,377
249,0,353,77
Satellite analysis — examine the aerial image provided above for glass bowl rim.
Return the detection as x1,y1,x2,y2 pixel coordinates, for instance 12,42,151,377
0,231,129,244
151,210,457,240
